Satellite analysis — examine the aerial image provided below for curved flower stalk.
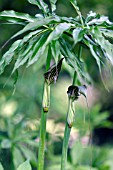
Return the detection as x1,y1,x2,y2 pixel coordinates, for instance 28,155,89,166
61,84,87,170
38,58,64,170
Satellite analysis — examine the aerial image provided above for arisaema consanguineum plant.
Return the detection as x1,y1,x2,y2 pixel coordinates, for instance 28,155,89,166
0,0,113,169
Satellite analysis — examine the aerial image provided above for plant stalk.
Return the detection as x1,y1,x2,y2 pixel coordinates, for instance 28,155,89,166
70,1,84,27
61,46,82,170
61,122,71,170
37,49,51,170
37,108,48,170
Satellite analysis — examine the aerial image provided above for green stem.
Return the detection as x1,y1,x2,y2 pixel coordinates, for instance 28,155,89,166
70,1,84,27
37,49,51,170
37,109,47,170
61,45,82,170
61,123,71,170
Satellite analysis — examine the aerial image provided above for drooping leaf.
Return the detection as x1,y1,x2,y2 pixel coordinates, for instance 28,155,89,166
10,30,43,72
93,27,113,64
27,33,49,66
0,40,21,75
50,0,57,12
0,29,42,73
27,0,49,14
60,38,91,83
17,160,32,170
12,42,33,72
89,44,101,73
0,10,35,23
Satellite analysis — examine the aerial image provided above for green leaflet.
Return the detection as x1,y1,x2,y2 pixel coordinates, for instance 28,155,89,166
17,160,32,170
27,0,49,14
12,43,34,73
60,39,90,83
93,27,113,65
46,23,72,44
83,36,102,73
0,40,21,75
0,10,35,23
12,30,43,72
27,33,49,66
50,40,60,63
89,44,101,73
72,28,84,45
18,29,43,47
50,0,57,12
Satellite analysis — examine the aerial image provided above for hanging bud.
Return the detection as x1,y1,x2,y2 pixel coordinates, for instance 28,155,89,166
67,98,75,128
67,85,80,128
43,58,64,112
42,82,50,112
66,85,87,128
44,58,64,85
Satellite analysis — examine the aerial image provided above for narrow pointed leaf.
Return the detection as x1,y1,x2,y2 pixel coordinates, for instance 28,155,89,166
89,44,101,73
27,33,49,66
0,40,21,75
0,10,35,23
50,40,60,63
12,43,33,73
